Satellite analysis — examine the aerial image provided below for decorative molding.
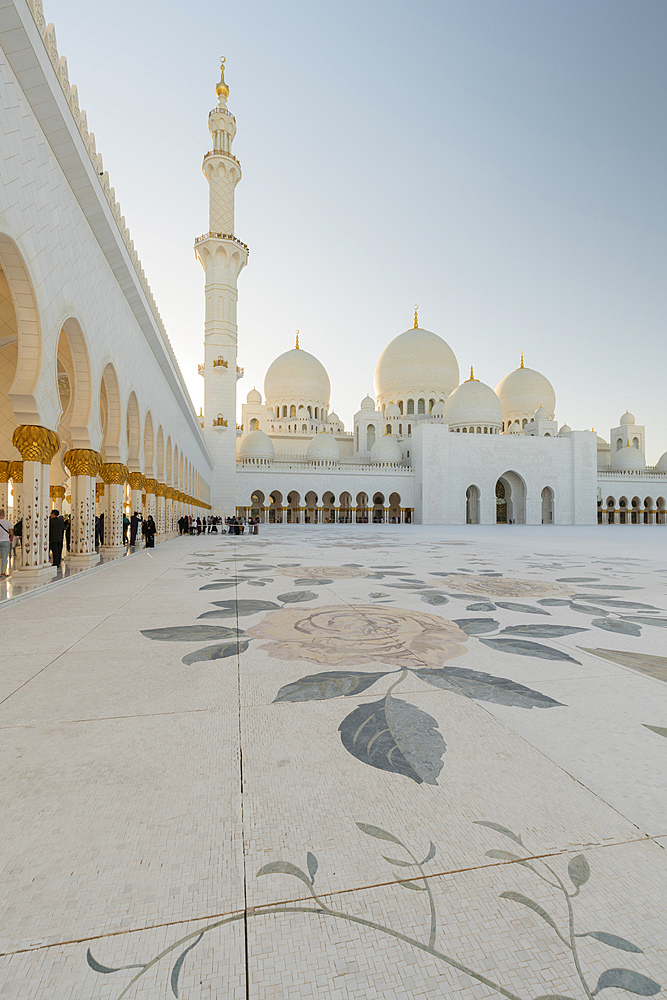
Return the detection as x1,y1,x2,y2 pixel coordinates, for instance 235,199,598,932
12,425,60,464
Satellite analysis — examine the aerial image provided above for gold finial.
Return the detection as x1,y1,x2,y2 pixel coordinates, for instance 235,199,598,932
469,365,476,381
216,56,229,104
413,304,419,329
295,330,300,350
520,350,525,368
199,407,203,417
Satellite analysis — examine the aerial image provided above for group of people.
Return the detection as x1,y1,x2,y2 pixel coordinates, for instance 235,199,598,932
0,503,262,580
178,514,224,535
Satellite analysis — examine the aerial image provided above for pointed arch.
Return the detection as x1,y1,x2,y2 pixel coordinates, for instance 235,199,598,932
143,410,154,475
99,362,122,461
126,391,141,469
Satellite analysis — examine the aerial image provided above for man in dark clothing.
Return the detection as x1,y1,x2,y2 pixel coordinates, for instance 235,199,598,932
49,509,66,567
130,511,139,546
122,513,130,545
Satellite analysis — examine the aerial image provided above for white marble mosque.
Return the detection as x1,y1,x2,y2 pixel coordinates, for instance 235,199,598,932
1,0,666,590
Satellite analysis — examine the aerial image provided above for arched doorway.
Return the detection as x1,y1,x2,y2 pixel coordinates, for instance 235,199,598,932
389,492,401,523
541,486,554,524
339,492,352,523
251,489,265,522
269,490,283,523
305,490,318,523
496,472,526,524
466,485,480,524
322,490,335,523
372,492,385,523
287,491,301,523
356,492,369,523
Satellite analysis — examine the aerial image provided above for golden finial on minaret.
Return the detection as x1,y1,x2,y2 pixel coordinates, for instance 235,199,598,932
216,56,229,104
295,330,300,350
469,365,476,381
413,304,419,329
520,350,525,368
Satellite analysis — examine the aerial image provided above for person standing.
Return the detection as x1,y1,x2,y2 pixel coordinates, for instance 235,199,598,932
64,514,71,552
0,508,13,577
143,514,156,548
130,511,139,546
48,509,66,567
122,512,130,545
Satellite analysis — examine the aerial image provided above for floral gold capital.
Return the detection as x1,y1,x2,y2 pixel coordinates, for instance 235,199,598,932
0,460,10,483
63,449,102,477
49,485,66,499
12,424,60,464
127,472,145,491
8,461,23,483
99,463,129,485
144,478,159,495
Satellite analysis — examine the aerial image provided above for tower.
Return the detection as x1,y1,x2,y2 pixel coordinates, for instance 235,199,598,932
195,58,248,514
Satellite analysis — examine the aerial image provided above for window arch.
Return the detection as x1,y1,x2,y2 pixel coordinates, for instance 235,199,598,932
417,398,425,414
386,424,392,435
249,418,259,431
407,399,414,415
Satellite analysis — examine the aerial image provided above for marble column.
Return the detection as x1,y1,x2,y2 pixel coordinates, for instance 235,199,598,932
155,484,166,541
144,478,158,524
99,463,128,554
0,461,9,512
10,463,23,525
63,449,102,566
11,425,60,579
127,472,145,528
49,484,66,512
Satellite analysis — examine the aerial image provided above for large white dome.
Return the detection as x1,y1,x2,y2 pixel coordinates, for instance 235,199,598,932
443,374,502,428
374,326,459,405
237,429,274,462
611,445,646,471
264,346,331,408
306,431,340,464
495,361,556,425
370,435,403,465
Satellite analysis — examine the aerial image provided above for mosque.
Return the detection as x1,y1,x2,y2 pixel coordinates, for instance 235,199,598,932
0,0,666,587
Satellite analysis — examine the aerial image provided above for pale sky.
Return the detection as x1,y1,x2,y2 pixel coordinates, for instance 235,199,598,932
50,0,666,460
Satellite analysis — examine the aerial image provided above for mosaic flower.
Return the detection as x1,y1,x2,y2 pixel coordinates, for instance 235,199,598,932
247,605,468,668
433,574,574,599
278,565,372,579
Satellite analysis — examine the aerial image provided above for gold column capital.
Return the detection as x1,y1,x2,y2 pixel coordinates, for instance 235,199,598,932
127,472,145,491
49,485,66,499
96,483,105,499
144,478,159,495
99,462,129,485
8,461,23,483
63,448,102,477
0,460,10,483
12,424,60,463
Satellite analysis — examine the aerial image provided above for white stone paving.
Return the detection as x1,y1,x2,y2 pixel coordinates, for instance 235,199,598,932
0,525,665,999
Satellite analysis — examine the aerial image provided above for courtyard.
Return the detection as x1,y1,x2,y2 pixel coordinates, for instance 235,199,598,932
0,525,665,998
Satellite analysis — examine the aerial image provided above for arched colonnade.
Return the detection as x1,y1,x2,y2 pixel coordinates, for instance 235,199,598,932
237,489,412,525
598,496,666,525
0,233,210,578
465,473,556,525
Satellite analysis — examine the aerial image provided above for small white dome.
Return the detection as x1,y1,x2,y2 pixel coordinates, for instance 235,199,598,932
443,376,502,427
431,400,446,415
532,406,548,421
559,423,572,435
246,387,262,404
370,435,403,464
495,362,556,423
374,326,459,404
360,394,375,411
297,406,308,417
306,431,340,463
327,411,342,425
385,402,401,418
611,444,646,471
238,429,274,462
620,411,635,425
264,346,331,408
597,435,609,447
654,450,667,472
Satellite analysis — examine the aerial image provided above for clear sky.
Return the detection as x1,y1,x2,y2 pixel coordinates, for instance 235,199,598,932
50,0,666,460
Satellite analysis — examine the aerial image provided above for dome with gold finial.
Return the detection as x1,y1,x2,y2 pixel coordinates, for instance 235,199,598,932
443,366,502,431
374,306,459,409
264,333,331,415
495,352,556,428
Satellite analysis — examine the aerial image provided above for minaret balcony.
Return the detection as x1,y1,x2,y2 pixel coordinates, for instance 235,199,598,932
203,149,241,168
195,232,249,253
212,357,229,369
198,363,205,376
209,106,236,122
212,417,228,429
236,365,244,380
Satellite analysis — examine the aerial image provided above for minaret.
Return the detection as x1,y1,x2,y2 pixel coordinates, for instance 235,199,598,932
195,58,248,515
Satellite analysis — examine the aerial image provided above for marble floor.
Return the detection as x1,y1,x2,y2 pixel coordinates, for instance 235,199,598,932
0,525,665,999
